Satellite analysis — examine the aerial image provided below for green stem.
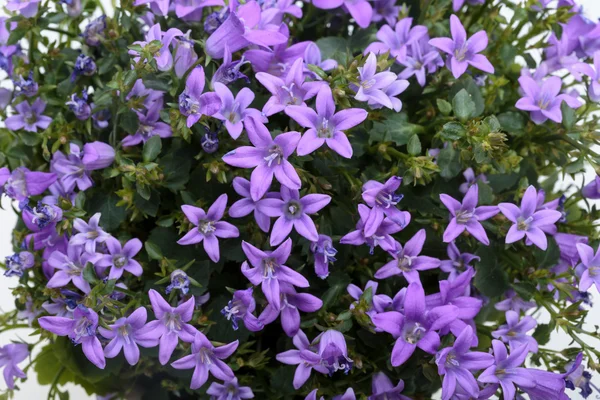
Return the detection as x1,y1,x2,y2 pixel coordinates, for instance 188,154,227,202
43,27,76,38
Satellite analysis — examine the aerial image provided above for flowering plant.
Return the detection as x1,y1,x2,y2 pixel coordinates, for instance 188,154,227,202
1,0,600,399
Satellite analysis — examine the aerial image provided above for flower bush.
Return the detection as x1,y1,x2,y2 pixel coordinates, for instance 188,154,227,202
1,0,600,398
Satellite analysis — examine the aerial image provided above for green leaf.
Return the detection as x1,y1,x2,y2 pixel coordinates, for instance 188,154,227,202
136,183,151,201
477,181,494,205
452,89,476,122
369,113,424,145
449,75,485,117
474,246,509,297
86,192,127,232
561,102,576,130
145,241,163,260
533,236,560,269
440,122,466,140
82,262,99,284
436,99,452,115
316,37,349,65
437,145,462,179
532,322,555,346
143,136,162,162
119,109,139,135
407,134,421,155
498,112,526,136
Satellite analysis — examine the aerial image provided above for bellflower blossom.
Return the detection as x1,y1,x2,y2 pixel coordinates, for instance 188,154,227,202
440,242,480,281
173,31,198,78
82,16,106,46
352,53,399,109
347,280,392,317
361,176,410,237
564,353,595,398
66,91,92,120
127,79,164,112
582,175,600,199
171,331,239,390
573,52,600,102
440,184,499,245
165,270,190,295
498,185,562,250
244,25,308,76
495,289,537,313
207,378,254,400
177,194,240,263
429,15,494,79
286,84,368,158
315,329,353,375
492,311,538,353
310,234,337,279
70,213,111,254
312,0,372,29
221,287,263,331
130,24,183,71
213,82,262,139
515,75,582,124
5,98,52,133
99,307,159,365
453,0,484,12
211,45,250,86
275,330,328,389
0,344,29,389
122,106,172,146
364,18,428,63
258,187,331,246
47,244,99,293
575,242,600,293
229,177,279,233
222,117,301,201
303,42,337,77
95,237,143,280
39,306,106,369
340,204,408,254
369,373,411,400
459,168,488,194
51,142,115,192
137,290,197,365
4,251,35,277
179,66,222,128
71,53,96,82
241,238,309,309
6,0,40,18
173,0,225,22
370,0,401,25
371,282,458,366
201,130,220,153
374,230,441,282
13,73,38,97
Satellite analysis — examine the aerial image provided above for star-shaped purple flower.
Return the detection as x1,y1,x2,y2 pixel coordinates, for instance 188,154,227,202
70,213,111,254
361,176,409,237
213,82,262,140
5,98,52,132
353,53,399,109
276,330,328,389
179,66,222,128
492,311,538,353
47,244,98,293
95,237,143,280
575,242,600,293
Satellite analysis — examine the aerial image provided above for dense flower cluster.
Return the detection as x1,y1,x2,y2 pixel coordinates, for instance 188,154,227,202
1,0,600,399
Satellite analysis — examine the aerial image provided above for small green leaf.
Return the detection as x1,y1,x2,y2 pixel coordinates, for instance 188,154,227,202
407,134,422,155
436,99,452,115
561,102,576,130
440,122,467,140
82,262,98,284
143,136,162,162
452,89,476,122
145,241,163,260
437,145,462,179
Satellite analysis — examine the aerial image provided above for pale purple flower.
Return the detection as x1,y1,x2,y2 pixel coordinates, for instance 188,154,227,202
42,294,79,318
582,175,600,199
99,307,158,365
5,98,52,132
459,168,488,194
312,0,373,28
367,77,409,112
221,287,263,331
361,176,410,237
4,251,34,277
333,389,356,400
171,331,238,390
0,88,12,110
70,213,111,254
129,24,183,71
17,297,41,326
207,378,254,399
440,184,499,245
575,243,600,293
240,238,309,309
572,52,600,102
515,75,582,124
173,0,224,21
13,73,38,97
39,306,106,369
275,330,328,389
6,0,40,18
133,0,169,15
429,15,494,79
95,237,143,280
353,53,399,109
244,25,308,76
347,280,392,317
371,282,458,366
51,142,115,192
122,106,172,146
179,66,222,128
303,42,337,77
47,245,98,293
374,230,441,282
212,45,250,86
137,290,197,365
436,326,494,400
213,82,262,139
556,232,588,267
286,84,367,158
127,79,164,112
229,177,279,233
165,270,190,295
495,289,537,313
258,186,331,245
440,242,480,281
222,118,301,202
340,204,408,254
453,0,484,12
364,18,428,63
177,194,240,263
370,0,401,26
492,311,538,353
66,91,91,120
498,185,562,250
564,353,594,398
173,31,198,78
0,344,29,389
310,234,336,279
315,329,353,375
369,373,410,400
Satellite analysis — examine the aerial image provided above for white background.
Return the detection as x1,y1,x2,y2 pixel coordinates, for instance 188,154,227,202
2,0,600,399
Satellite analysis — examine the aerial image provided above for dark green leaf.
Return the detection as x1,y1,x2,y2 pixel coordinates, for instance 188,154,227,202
145,241,163,260
437,145,462,179
440,122,466,140
407,134,421,155
436,99,452,115
452,89,476,122
143,136,162,162
474,246,509,297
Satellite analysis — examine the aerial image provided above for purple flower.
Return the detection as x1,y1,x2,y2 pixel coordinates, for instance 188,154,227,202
340,204,408,254
429,15,494,79
171,331,239,390
222,118,301,202
374,230,440,282
573,52,600,102
213,82,262,140
51,142,115,192
17,297,41,326
258,187,331,245
364,18,428,63
130,24,183,71
371,282,458,366
492,311,538,353
241,238,309,309
95,237,143,280
221,287,263,331
13,73,38,97
229,177,279,233
352,53,399,109
310,234,337,279
369,372,410,400
515,75,582,124
436,326,494,400
165,270,190,295
47,245,98,293
304,42,337,77
133,0,169,15
173,0,225,22
177,194,239,262
6,0,40,17
39,306,106,369
582,175,600,199
70,213,111,254
207,378,254,399
42,293,79,318
71,53,96,82
92,107,110,129
498,185,562,250
259,282,323,336
244,25,307,76
173,31,198,78
4,251,34,277
453,0,484,12
201,130,219,153
440,242,480,281
137,290,197,365
440,184,499,245
575,243,600,293
212,45,250,86
286,84,367,158
127,79,164,112
370,0,401,25
5,98,52,132
122,106,172,146
179,66,222,128
205,1,287,59
275,330,327,389
564,353,594,398
347,280,392,317
495,289,536,313
66,91,92,120
459,168,488,194
316,329,353,375
82,16,106,46
99,307,158,365
361,176,409,236
312,0,373,28
0,344,29,389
